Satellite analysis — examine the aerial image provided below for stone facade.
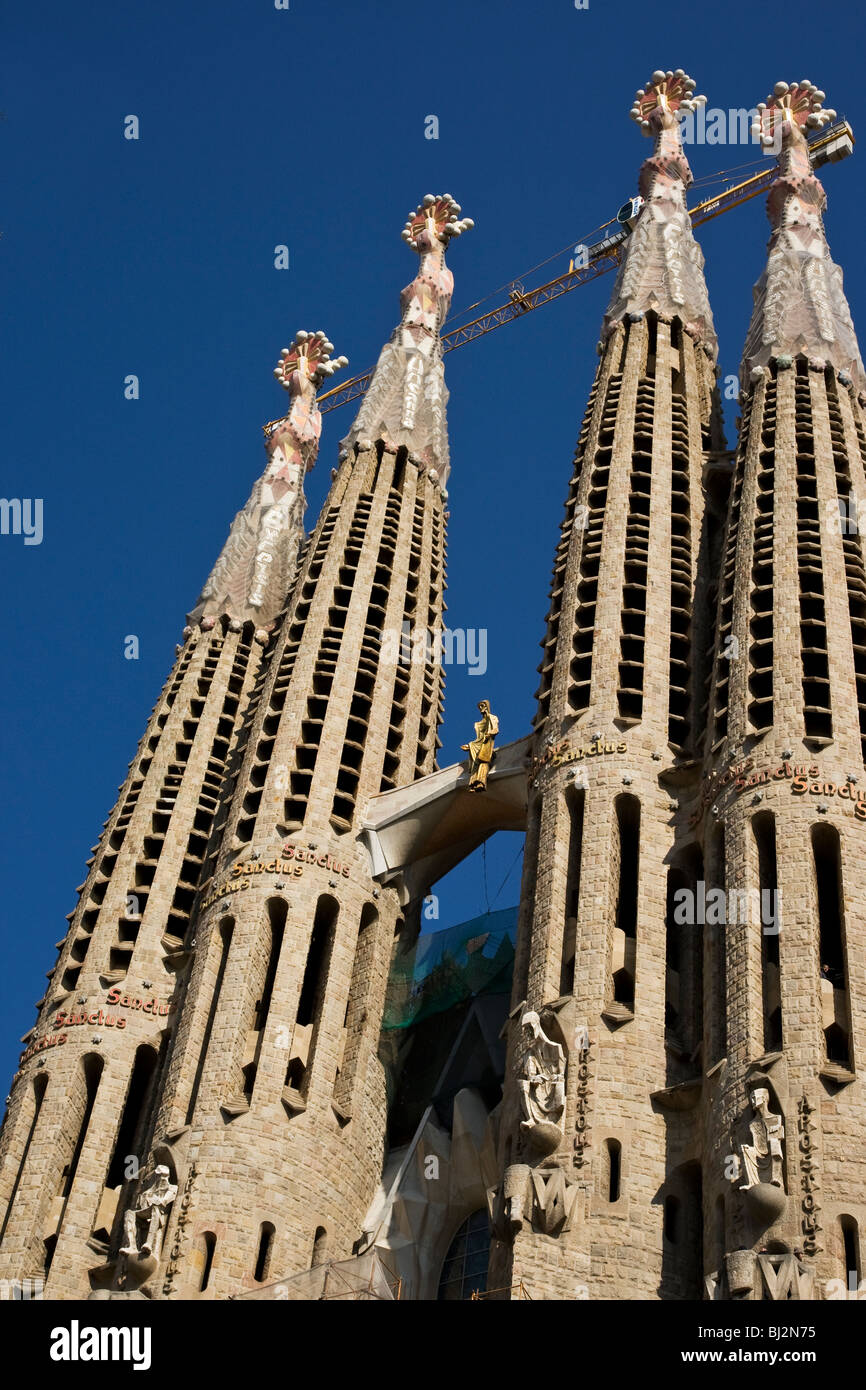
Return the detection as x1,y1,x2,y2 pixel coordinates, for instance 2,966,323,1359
485,75,866,1302
3,74,866,1304
0,335,335,1297
0,194,467,1302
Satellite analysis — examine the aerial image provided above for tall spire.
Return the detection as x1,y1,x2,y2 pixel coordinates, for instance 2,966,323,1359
603,68,716,355
188,331,346,630
741,80,865,389
339,194,473,486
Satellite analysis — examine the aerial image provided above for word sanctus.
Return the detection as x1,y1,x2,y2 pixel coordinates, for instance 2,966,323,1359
530,737,627,778
792,775,866,819
105,987,177,1015
19,1032,67,1066
54,1009,127,1031
281,842,351,875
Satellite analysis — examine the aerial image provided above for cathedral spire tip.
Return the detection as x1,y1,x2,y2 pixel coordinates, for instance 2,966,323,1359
602,68,716,353
399,193,474,248
189,328,346,631
740,79,864,389
751,80,835,147
340,195,472,484
272,329,348,394
629,69,706,132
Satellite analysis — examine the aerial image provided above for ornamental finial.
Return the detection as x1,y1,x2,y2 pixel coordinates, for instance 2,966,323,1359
603,68,716,353
340,194,472,483
751,80,836,147
739,80,864,389
629,68,706,132
272,330,348,392
400,193,474,250
190,330,347,631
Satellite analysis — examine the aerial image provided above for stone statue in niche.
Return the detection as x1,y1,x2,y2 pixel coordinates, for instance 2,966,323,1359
518,1011,566,1154
735,1086,785,1191
728,1082,787,1228
119,1165,178,1261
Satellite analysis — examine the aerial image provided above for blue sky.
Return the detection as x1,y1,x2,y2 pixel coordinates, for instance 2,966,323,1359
1,0,864,1086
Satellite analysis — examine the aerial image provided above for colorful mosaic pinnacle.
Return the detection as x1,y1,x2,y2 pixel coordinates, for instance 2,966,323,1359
400,193,474,250
740,80,865,388
751,79,836,145
629,68,706,130
604,67,716,352
340,194,473,483
272,329,348,392
189,330,346,628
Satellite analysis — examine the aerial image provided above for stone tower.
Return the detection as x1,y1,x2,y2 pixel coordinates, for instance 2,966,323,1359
487,71,729,1300
0,329,343,1297
700,81,866,1302
91,195,472,1299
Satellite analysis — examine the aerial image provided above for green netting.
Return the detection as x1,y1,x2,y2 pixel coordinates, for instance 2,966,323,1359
383,905,517,1031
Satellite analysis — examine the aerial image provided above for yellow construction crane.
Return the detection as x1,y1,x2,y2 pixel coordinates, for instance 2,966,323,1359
313,117,854,417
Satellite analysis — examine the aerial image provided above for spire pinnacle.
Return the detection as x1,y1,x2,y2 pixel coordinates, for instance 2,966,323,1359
189,331,346,632
340,195,473,485
604,69,717,354
741,81,864,389
629,68,707,130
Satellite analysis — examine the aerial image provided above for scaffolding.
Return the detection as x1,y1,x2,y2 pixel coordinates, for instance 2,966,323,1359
471,1281,533,1300
234,1249,401,1301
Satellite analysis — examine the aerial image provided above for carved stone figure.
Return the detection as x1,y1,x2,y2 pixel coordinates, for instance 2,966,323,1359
488,1163,532,1242
530,1166,579,1236
517,1011,565,1153
737,1086,785,1191
462,700,499,792
119,1165,178,1261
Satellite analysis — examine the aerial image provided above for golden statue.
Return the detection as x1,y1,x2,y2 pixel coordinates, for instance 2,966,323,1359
462,700,499,792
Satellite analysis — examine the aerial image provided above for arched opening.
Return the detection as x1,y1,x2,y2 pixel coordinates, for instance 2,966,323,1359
98,1042,161,1246
664,844,704,1082
610,796,639,1010
753,812,782,1053
660,1162,703,1299
311,1225,329,1268
707,823,727,1065
243,898,287,1102
105,1045,158,1192
195,1231,216,1292
254,1222,275,1283
437,1209,490,1301
812,824,852,1068
46,1053,104,1273
605,1139,622,1203
334,902,378,1112
841,1216,860,1294
286,895,338,1100
0,1071,48,1243
186,916,234,1124
560,785,585,995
